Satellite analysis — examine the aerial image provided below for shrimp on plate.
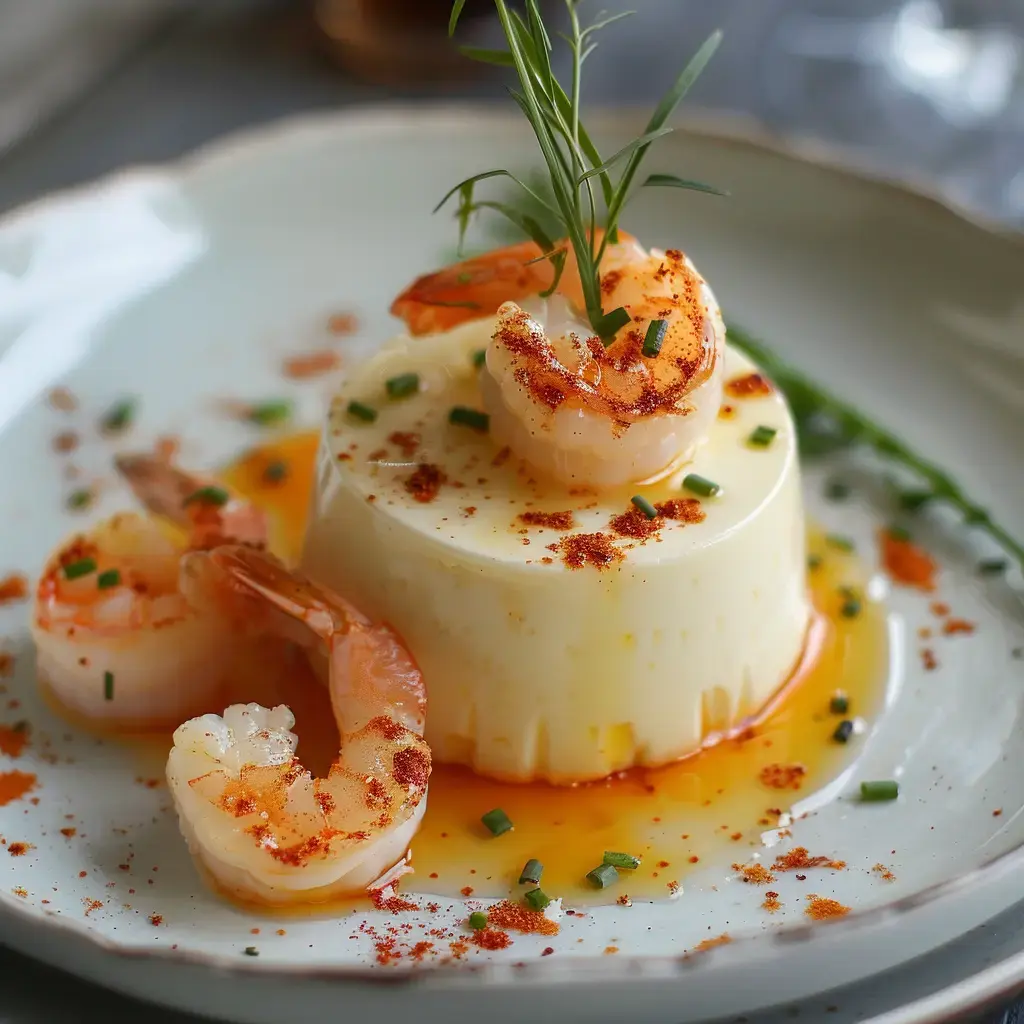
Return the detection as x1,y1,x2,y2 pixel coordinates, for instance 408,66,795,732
392,232,727,488
31,455,280,730
167,545,430,905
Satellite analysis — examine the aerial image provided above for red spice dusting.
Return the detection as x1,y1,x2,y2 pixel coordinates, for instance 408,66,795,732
0,653,12,677
0,575,28,606
994,809,1004,817
657,498,705,523
375,937,400,964
718,404,736,419
730,831,743,841
82,898,104,916
759,763,806,790
410,941,434,961
609,505,661,540
872,863,896,881
328,312,359,335
370,886,419,914
0,724,28,758
773,847,845,872
392,746,430,791
250,928,260,935
541,946,555,956
148,914,163,926
616,894,632,906
462,506,477,517
53,431,79,453
460,886,474,897
48,387,77,411
805,895,850,920
60,827,76,838
487,900,559,936
733,862,775,885
518,510,575,531
688,855,700,864
472,928,512,950
921,648,938,671
725,373,772,398
688,934,732,956
880,530,937,591
604,946,619,955
12,886,27,898
943,618,976,636
78,870,87,878
931,602,951,617
282,350,341,379
559,532,623,570
388,431,421,457
918,626,933,639
276,929,286,936
404,463,446,503
762,892,782,913
449,938,470,958
0,771,36,806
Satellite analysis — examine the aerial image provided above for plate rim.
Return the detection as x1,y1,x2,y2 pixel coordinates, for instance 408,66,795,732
1,102,1023,1019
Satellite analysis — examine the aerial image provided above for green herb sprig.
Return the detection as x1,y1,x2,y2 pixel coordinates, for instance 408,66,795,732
726,325,1024,570
445,1,724,342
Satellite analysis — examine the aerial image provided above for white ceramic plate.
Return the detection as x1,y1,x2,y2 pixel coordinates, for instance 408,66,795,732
0,108,1022,1024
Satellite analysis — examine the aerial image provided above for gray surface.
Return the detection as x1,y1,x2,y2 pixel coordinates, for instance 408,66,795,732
0,1,1021,1020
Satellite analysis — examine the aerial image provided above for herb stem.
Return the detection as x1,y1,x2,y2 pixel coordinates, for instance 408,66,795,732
727,325,1024,570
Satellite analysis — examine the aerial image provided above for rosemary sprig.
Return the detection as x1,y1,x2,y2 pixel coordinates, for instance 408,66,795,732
726,325,1024,569
446,1,724,342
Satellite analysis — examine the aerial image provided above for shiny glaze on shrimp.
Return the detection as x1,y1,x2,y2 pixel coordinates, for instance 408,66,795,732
31,456,277,730
167,546,430,905
392,236,725,487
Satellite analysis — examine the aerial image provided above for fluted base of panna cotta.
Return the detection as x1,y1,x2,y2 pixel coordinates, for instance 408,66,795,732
301,321,810,784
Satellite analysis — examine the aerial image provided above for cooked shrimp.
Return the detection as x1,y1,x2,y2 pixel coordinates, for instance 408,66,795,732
167,545,430,905
31,457,278,729
392,236,725,488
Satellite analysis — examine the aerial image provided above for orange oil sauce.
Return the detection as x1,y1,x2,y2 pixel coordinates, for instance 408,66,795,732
217,434,889,907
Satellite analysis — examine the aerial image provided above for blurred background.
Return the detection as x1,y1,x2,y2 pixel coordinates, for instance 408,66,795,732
1,0,1023,227
0,1,1023,1023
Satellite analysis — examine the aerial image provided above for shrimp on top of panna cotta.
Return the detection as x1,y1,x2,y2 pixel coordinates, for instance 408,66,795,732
166,545,430,905
31,455,277,730
391,231,726,488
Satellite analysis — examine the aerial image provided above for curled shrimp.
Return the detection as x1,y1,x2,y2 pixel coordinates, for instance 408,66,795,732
167,546,430,905
392,236,725,488
31,456,276,729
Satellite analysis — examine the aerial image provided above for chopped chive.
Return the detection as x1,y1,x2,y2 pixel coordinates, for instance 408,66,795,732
468,911,488,930
243,946,259,957
262,460,288,484
97,569,121,590
247,400,292,427
100,398,136,433
860,780,899,802
596,306,631,345
449,406,490,432
472,348,487,369
518,859,543,885
899,490,933,512
586,863,619,889
887,525,912,542
631,495,658,520
103,671,114,701
682,474,720,498
66,489,93,511
825,534,855,553
825,479,850,501
524,888,551,911
602,851,641,870
840,595,862,619
748,425,777,448
183,486,229,507
829,693,849,716
481,808,513,836
978,558,1008,576
642,319,668,358
63,558,97,580
832,719,854,744
347,400,378,423
386,373,420,399
807,553,823,571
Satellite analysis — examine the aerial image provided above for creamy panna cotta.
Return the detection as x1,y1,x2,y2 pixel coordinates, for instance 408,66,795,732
301,318,811,784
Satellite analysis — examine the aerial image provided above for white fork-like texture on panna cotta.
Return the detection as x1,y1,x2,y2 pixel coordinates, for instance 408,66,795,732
301,312,811,784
